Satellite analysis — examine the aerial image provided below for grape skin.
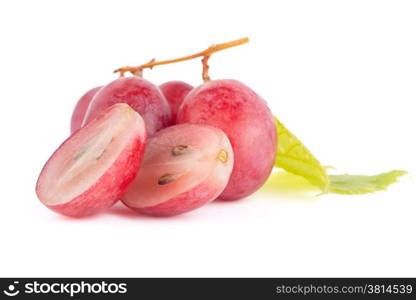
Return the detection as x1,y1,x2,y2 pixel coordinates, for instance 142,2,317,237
70,86,102,134
177,79,277,201
159,80,193,123
83,77,172,136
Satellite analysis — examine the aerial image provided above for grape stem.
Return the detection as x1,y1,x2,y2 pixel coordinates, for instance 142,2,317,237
114,37,249,81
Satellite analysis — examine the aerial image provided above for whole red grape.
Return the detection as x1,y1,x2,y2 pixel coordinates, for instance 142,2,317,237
177,79,277,201
159,80,193,122
70,86,102,133
83,77,171,135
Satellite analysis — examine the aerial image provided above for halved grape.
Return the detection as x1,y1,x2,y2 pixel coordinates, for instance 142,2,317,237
122,124,234,216
36,103,146,217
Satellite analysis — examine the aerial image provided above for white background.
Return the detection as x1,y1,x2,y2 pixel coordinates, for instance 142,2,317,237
0,0,415,277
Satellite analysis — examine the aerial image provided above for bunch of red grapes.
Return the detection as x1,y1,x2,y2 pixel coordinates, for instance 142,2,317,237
36,38,277,217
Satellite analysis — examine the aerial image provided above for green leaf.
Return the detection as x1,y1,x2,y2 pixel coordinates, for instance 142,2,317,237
274,117,329,192
328,170,407,194
272,117,406,195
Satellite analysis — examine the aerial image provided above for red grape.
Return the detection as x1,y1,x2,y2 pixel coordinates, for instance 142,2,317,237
83,77,171,135
159,80,193,122
70,86,102,133
122,124,234,216
177,79,277,201
36,104,146,217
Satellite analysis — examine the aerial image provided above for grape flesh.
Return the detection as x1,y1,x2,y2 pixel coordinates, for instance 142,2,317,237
122,124,234,216
177,79,277,201
70,86,102,133
83,77,172,135
36,103,146,217
159,80,193,122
